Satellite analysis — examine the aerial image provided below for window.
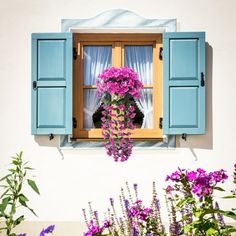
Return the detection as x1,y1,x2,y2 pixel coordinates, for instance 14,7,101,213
31,32,205,139
72,34,163,139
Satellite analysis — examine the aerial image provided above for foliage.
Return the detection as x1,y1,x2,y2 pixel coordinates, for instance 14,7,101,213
165,167,236,236
83,165,236,236
222,164,236,222
96,67,143,162
0,152,40,236
83,182,166,236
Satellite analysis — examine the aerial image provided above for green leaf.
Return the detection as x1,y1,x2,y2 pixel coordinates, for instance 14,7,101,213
12,160,19,166
0,197,10,213
177,196,195,208
0,174,11,182
222,210,236,221
223,195,236,199
27,179,40,195
27,206,38,217
183,224,192,233
14,215,24,226
24,167,34,170
19,194,29,202
214,186,225,191
0,188,10,199
206,227,216,235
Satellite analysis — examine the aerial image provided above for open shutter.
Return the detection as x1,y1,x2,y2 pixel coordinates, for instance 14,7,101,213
31,33,72,135
163,32,205,135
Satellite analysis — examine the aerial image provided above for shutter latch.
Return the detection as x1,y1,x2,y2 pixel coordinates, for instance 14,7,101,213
201,72,205,87
73,117,77,129
159,47,163,60
159,117,163,129
33,81,37,90
73,47,78,60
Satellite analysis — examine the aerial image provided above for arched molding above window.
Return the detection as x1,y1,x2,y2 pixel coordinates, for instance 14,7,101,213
61,9,176,33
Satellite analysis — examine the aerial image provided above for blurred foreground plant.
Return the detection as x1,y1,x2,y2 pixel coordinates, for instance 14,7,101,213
83,182,166,236
0,152,40,236
165,167,236,235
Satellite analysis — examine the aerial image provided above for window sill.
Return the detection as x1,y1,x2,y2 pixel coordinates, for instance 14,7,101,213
59,135,176,150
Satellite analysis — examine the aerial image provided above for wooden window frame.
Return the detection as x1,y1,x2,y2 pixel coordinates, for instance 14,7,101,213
73,33,163,140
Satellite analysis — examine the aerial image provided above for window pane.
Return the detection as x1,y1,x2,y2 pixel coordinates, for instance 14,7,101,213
83,89,100,129
124,45,153,85
83,46,112,85
136,89,153,128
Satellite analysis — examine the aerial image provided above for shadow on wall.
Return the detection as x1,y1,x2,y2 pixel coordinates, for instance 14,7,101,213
34,136,59,147
177,42,213,151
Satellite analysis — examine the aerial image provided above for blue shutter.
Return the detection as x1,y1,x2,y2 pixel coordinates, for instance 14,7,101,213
163,32,205,135
31,33,72,135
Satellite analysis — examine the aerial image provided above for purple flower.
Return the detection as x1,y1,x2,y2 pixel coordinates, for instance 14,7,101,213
83,220,102,236
215,201,225,228
18,234,27,236
131,226,139,236
186,171,197,181
102,220,110,229
166,171,181,182
166,185,174,193
39,225,55,236
110,198,114,206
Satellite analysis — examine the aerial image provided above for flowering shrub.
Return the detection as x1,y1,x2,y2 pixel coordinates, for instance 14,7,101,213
83,182,166,236
165,167,236,235
83,166,236,236
96,67,143,162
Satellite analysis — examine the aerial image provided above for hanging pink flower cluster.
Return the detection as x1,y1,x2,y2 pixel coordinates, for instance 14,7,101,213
96,67,143,162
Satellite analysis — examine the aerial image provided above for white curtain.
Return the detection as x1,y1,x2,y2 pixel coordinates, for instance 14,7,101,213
125,46,153,128
83,46,111,129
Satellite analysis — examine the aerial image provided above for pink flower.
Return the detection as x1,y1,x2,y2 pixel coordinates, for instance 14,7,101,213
96,67,143,162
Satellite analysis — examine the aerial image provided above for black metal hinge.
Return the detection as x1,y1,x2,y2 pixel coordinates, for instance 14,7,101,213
159,117,163,129
73,117,77,128
159,47,163,60
73,47,78,60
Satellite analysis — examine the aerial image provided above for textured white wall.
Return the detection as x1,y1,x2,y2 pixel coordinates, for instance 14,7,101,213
0,0,236,234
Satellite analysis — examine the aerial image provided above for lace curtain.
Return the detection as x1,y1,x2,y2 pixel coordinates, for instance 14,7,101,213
125,45,153,128
83,46,112,129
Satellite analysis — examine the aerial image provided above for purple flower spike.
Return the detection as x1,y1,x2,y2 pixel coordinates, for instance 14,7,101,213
39,225,55,236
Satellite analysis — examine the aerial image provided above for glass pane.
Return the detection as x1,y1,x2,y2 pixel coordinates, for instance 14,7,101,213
136,89,153,128
83,89,100,129
83,46,112,85
124,45,153,85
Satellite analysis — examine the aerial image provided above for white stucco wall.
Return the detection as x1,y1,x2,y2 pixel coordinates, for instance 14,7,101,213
0,0,236,235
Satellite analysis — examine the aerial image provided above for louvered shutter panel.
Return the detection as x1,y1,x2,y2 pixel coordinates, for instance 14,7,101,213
163,32,205,135
31,33,72,135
